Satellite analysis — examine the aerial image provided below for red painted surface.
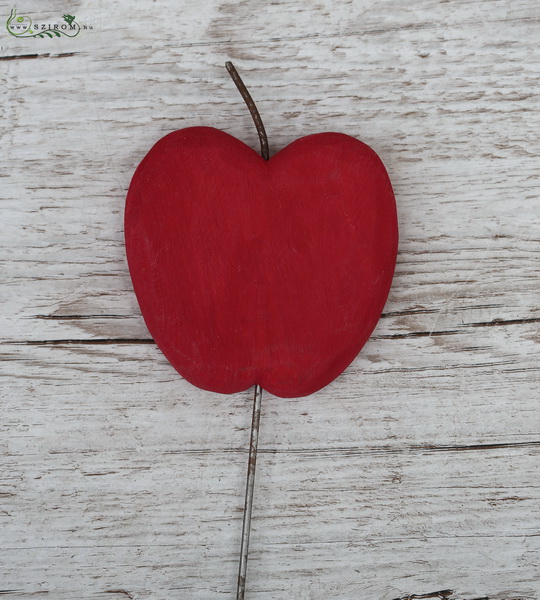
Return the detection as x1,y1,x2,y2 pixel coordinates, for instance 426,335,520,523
125,127,398,398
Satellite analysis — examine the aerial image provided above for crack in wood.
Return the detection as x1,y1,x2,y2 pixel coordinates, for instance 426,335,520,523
393,590,524,600
414,440,540,453
466,317,540,327
374,330,460,339
0,52,78,61
255,440,540,457
393,589,454,600
36,441,540,457
11,338,156,345
0,593,49,596
381,304,505,318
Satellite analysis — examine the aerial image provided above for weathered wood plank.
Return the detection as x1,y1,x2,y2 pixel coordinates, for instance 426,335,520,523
2,340,539,451
2,436,539,598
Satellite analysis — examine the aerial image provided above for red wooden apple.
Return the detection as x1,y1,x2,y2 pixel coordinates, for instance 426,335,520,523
125,124,398,398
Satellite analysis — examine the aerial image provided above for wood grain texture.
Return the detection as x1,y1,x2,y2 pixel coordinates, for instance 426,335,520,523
1,0,539,598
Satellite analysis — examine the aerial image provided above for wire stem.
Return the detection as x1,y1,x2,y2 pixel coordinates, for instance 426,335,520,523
236,385,263,600
225,62,270,161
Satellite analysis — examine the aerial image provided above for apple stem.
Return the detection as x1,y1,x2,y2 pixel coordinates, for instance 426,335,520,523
236,384,263,600
225,62,270,161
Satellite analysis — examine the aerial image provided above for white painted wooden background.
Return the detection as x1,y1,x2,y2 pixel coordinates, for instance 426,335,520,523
1,1,539,598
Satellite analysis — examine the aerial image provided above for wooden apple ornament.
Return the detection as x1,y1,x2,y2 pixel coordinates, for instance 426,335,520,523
125,64,398,399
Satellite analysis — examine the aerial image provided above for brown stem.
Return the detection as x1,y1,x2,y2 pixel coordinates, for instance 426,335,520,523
225,61,270,161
